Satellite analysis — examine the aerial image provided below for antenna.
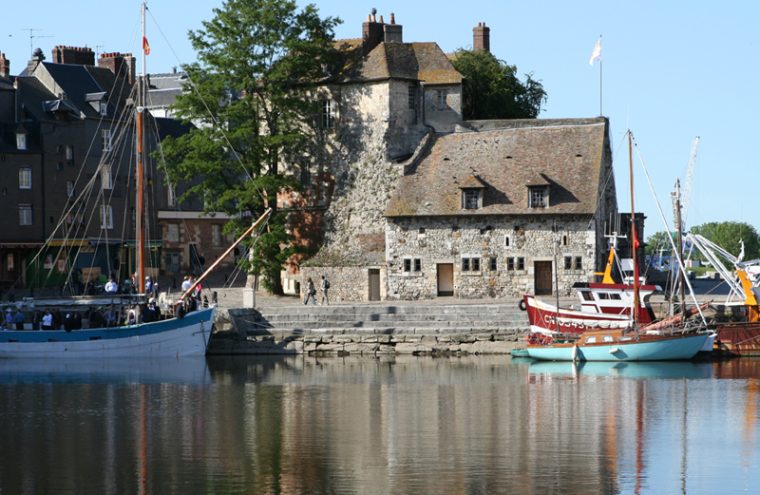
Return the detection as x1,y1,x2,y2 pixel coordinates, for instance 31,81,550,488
22,28,53,57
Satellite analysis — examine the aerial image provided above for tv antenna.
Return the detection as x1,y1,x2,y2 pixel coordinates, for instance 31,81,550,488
22,28,53,57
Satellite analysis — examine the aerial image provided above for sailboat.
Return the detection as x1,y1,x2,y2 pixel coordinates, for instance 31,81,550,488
527,131,709,361
0,3,271,358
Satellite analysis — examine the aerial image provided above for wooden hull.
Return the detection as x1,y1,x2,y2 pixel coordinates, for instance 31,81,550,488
527,333,708,362
714,322,760,356
523,295,651,335
0,308,214,359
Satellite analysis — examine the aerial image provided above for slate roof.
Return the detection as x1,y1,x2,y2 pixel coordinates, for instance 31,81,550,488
386,118,610,218
333,40,462,85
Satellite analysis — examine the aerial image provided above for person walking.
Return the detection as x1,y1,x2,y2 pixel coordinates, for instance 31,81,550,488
320,275,330,305
304,277,317,305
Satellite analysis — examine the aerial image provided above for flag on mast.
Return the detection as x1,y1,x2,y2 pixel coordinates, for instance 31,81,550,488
588,37,601,66
142,36,151,55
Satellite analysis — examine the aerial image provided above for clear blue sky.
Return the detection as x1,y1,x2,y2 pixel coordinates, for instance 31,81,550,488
2,1,757,240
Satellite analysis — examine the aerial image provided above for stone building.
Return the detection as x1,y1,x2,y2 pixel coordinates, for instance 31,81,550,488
384,118,617,299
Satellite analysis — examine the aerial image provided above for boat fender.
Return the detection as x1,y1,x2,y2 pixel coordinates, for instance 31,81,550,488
518,299,527,311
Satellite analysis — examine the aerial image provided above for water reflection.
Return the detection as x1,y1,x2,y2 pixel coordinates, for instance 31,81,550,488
0,356,758,494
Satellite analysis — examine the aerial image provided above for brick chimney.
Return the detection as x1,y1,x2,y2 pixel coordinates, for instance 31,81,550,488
99,52,136,85
0,52,9,77
384,13,402,43
362,10,384,55
473,22,490,53
52,45,95,66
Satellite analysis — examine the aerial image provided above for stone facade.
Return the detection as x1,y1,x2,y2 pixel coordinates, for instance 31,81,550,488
386,215,596,299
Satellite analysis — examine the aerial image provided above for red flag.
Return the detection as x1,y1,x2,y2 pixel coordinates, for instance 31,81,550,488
142,36,151,55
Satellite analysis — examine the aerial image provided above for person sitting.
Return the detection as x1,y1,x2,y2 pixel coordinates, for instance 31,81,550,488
14,310,25,330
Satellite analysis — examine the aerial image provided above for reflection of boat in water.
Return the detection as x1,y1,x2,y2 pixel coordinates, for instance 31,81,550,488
0,357,212,384
528,360,714,379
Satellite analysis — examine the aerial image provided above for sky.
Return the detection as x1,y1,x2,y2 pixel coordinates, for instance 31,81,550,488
2,1,757,240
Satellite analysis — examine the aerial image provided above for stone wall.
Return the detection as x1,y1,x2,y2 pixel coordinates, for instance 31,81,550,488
385,215,597,299
299,265,386,303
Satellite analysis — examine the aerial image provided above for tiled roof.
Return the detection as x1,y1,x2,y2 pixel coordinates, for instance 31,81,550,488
386,118,610,218
333,40,461,85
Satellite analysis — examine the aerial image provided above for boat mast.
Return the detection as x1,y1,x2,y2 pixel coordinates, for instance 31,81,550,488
135,1,147,293
673,179,686,323
628,131,640,325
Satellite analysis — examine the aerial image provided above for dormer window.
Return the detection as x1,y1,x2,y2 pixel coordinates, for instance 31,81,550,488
462,189,481,209
16,132,27,151
529,186,549,208
99,101,108,116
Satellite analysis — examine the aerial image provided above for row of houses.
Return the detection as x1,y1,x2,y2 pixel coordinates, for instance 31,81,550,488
0,47,232,293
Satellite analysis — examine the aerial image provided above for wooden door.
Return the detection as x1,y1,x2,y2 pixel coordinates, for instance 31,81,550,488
368,269,381,301
437,263,454,296
534,260,553,295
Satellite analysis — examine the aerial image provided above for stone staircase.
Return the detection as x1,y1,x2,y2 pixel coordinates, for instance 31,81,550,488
209,302,531,355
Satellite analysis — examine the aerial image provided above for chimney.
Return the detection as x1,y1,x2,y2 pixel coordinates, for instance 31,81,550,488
473,22,490,53
0,53,9,77
26,48,45,73
51,45,95,66
362,9,384,55
99,52,136,85
383,13,403,43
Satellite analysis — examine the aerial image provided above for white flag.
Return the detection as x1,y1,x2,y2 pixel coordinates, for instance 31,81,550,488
589,37,602,66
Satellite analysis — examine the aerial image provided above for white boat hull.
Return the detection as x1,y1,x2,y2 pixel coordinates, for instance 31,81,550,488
0,307,214,359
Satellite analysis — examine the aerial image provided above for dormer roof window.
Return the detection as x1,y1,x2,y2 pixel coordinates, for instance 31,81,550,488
16,132,27,151
527,173,551,209
459,175,486,210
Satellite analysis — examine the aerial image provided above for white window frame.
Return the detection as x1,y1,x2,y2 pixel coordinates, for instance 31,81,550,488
167,224,179,243
99,101,108,116
18,204,32,226
212,224,222,247
320,98,336,130
16,133,27,150
462,189,481,210
101,163,113,190
102,129,112,152
529,186,548,208
18,167,32,189
100,204,113,229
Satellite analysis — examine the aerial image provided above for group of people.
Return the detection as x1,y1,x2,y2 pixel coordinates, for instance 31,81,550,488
104,273,159,296
303,275,331,305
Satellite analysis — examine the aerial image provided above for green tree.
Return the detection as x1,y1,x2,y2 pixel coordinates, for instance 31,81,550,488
645,231,674,257
690,222,760,260
450,49,547,119
162,0,340,294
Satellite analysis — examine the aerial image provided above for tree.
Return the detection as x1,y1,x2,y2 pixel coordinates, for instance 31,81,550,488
645,231,674,257
690,222,760,260
161,0,340,294
450,49,547,119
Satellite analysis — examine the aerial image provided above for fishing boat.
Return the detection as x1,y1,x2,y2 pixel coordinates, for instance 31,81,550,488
527,131,709,361
0,3,271,358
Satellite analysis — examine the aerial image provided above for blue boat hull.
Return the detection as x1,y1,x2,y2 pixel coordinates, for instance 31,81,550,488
527,333,709,362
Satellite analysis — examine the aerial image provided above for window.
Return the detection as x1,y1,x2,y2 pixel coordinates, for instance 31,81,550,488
403,259,412,272
102,129,112,152
6,253,13,272
490,257,497,271
167,184,176,207
562,235,568,246
65,145,74,162
320,98,336,130
564,256,572,270
99,101,108,116
408,85,416,110
517,257,525,270
581,291,594,301
66,181,75,198
18,204,32,226
300,163,311,187
167,224,179,243
100,164,112,190
18,167,32,189
414,258,421,272
435,89,446,110
529,186,548,208
574,256,583,270
100,204,113,229
462,189,481,209
505,236,510,247
16,133,27,150
507,257,515,271
462,257,480,272
403,258,421,273
212,224,222,247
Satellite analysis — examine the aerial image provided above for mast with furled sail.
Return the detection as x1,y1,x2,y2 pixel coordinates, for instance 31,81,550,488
135,1,148,294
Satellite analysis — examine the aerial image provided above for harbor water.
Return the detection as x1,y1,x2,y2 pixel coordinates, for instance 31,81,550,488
0,356,758,494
